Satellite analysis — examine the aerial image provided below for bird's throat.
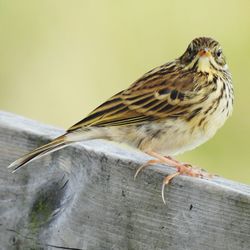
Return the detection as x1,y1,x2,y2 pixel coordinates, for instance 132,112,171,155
197,57,211,73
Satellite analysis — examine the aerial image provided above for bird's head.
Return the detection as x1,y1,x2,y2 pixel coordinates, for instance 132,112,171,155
180,37,228,73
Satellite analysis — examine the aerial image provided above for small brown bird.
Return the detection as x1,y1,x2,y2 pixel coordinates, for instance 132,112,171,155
8,37,234,203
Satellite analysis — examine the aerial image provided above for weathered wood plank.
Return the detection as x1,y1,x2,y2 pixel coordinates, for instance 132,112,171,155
0,111,250,250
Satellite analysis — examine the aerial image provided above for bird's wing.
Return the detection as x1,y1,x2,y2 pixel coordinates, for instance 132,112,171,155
67,66,200,131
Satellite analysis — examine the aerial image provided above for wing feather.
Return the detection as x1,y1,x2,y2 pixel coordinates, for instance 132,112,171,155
67,65,200,132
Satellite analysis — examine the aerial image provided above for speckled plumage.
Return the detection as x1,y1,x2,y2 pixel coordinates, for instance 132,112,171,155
9,37,234,173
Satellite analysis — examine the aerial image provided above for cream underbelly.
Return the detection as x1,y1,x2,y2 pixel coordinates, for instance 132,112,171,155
106,102,231,156
140,119,219,156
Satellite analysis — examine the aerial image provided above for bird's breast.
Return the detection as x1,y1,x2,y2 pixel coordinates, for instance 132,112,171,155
195,75,234,138
139,76,233,155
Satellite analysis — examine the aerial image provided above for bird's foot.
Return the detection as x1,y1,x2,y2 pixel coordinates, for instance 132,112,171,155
134,151,212,204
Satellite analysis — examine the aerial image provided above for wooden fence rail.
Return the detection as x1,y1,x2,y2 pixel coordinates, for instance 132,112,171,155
0,111,250,250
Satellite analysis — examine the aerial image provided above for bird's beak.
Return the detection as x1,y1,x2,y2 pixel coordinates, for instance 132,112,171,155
198,48,211,58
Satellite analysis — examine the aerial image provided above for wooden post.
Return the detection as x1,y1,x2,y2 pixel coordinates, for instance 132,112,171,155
0,111,250,250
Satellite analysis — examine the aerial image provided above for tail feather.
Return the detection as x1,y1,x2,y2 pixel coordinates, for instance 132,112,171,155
8,135,71,173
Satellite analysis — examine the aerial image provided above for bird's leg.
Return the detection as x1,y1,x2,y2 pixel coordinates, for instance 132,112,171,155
142,151,208,175
134,151,184,179
164,155,180,164
135,150,201,177
134,150,211,204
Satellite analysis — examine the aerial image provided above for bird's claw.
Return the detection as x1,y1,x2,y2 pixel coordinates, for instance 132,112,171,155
161,172,180,204
134,159,161,180
134,151,212,204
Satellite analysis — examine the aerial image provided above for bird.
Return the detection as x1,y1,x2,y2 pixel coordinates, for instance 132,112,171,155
8,37,234,203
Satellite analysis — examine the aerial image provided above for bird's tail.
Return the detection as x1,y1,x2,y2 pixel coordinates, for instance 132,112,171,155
8,134,71,173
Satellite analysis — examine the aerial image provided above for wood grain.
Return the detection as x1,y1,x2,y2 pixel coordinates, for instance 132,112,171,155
0,111,250,250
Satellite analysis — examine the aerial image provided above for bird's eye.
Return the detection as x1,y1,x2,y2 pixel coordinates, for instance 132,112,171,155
216,49,222,58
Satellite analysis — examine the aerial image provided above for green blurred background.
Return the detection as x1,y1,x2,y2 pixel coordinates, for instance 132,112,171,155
0,1,249,183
